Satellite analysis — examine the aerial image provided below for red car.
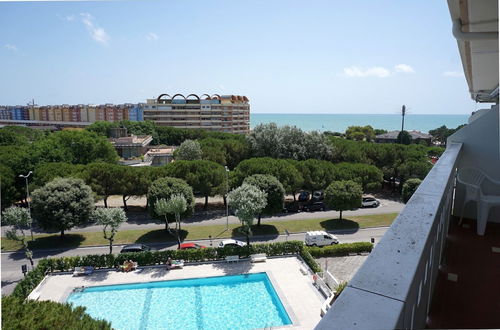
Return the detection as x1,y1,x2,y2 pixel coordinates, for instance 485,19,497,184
178,243,207,250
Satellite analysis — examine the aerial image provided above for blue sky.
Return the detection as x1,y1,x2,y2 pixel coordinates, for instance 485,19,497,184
0,0,478,114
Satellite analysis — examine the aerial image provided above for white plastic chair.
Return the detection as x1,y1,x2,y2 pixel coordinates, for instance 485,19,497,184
457,168,500,235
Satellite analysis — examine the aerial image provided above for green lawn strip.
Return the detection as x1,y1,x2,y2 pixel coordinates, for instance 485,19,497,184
1,213,397,251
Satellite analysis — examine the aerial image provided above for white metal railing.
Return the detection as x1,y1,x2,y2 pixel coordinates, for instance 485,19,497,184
315,143,463,330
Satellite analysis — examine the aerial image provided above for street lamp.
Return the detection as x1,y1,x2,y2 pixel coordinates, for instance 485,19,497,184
19,171,33,241
225,166,230,231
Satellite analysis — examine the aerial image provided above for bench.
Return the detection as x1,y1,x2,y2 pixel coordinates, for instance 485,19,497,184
225,255,239,263
250,253,267,263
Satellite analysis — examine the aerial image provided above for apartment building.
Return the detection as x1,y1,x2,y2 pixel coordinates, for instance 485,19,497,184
143,94,250,134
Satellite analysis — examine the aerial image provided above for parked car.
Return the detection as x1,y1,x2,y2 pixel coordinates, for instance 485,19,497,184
305,231,339,247
303,202,326,212
178,243,206,250
312,191,324,201
298,191,310,202
362,196,380,208
120,244,157,253
218,239,247,248
283,203,302,213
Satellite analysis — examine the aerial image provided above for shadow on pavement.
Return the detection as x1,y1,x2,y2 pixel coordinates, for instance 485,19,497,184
212,260,254,275
231,225,280,240
6,234,87,260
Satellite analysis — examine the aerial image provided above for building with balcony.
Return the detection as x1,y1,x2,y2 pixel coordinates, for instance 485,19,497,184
316,0,499,329
143,93,250,134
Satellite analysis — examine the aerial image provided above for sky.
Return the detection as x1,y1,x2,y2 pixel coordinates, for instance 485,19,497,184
0,0,480,114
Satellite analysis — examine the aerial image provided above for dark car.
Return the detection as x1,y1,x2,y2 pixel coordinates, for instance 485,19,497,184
312,191,324,201
283,203,302,213
120,244,157,253
298,191,310,202
303,202,326,212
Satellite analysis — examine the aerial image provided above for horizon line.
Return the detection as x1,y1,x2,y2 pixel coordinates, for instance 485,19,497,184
251,112,471,116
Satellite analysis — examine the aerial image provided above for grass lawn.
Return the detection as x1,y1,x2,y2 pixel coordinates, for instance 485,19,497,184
1,213,398,251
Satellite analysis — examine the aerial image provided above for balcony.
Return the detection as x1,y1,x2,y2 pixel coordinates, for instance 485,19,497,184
316,106,500,329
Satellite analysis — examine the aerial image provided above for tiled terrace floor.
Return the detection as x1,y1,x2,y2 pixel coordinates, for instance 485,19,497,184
427,217,500,328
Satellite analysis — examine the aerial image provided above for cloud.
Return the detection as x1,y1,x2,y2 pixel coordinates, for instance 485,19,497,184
146,32,159,41
344,64,415,78
344,66,391,78
79,13,109,45
65,15,75,21
443,71,464,77
4,44,17,51
394,64,415,73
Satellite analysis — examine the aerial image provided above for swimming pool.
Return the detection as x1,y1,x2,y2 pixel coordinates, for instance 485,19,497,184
66,272,292,330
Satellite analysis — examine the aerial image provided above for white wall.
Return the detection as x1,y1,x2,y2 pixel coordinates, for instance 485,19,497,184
449,104,500,222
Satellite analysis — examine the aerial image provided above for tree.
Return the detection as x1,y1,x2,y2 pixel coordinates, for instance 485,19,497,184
228,184,267,247
174,139,203,160
324,180,362,220
402,178,422,203
233,158,303,197
2,206,34,269
154,195,187,248
147,177,195,223
31,178,94,238
397,130,412,145
92,207,127,254
83,162,122,207
116,166,150,211
294,159,336,193
30,130,118,165
333,163,383,191
0,165,18,210
2,296,111,329
243,174,285,225
165,160,225,209
345,126,375,142
33,162,84,189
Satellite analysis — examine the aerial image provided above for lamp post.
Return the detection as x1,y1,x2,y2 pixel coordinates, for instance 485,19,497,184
19,171,33,241
225,166,230,231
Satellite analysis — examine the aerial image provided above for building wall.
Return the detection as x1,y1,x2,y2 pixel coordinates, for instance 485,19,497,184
143,94,250,134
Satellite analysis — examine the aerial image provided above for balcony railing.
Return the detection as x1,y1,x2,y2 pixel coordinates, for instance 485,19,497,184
315,142,463,330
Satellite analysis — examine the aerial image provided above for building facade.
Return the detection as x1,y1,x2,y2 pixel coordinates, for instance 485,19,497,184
143,94,250,134
0,94,250,134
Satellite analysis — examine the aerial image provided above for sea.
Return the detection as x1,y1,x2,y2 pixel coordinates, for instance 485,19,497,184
250,113,469,133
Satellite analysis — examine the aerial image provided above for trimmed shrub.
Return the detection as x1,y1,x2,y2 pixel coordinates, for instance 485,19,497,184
2,295,111,329
306,242,373,258
300,248,322,273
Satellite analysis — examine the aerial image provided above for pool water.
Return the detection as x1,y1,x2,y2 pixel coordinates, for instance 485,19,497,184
66,272,292,330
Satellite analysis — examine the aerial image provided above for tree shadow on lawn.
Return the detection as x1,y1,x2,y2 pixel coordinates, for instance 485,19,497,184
134,229,188,248
230,224,280,241
319,218,360,234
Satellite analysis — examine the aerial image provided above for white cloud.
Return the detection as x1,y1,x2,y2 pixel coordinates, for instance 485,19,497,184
344,66,391,78
146,32,159,41
65,15,75,21
394,64,415,73
79,13,109,45
443,71,464,77
4,44,17,51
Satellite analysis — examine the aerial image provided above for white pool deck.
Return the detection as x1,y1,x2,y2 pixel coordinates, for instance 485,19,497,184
31,256,324,329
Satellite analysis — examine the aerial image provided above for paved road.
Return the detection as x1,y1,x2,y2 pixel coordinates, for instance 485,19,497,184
1,197,403,235
1,226,389,295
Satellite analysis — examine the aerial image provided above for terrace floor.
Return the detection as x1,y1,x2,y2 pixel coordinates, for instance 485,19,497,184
426,217,500,328
30,256,324,330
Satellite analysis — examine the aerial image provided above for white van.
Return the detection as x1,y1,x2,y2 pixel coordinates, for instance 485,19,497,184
305,231,339,247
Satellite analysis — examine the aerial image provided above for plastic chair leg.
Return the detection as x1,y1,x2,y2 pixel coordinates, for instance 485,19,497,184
476,202,489,236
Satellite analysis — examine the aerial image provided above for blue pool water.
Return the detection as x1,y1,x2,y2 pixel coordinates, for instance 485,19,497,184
66,273,291,330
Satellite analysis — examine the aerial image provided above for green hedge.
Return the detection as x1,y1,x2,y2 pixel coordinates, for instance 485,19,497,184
12,240,371,300
2,295,111,329
306,242,373,258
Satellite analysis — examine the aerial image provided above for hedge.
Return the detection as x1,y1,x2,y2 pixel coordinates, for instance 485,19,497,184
306,242,373,258
2,295,111,329
12,240,372,300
